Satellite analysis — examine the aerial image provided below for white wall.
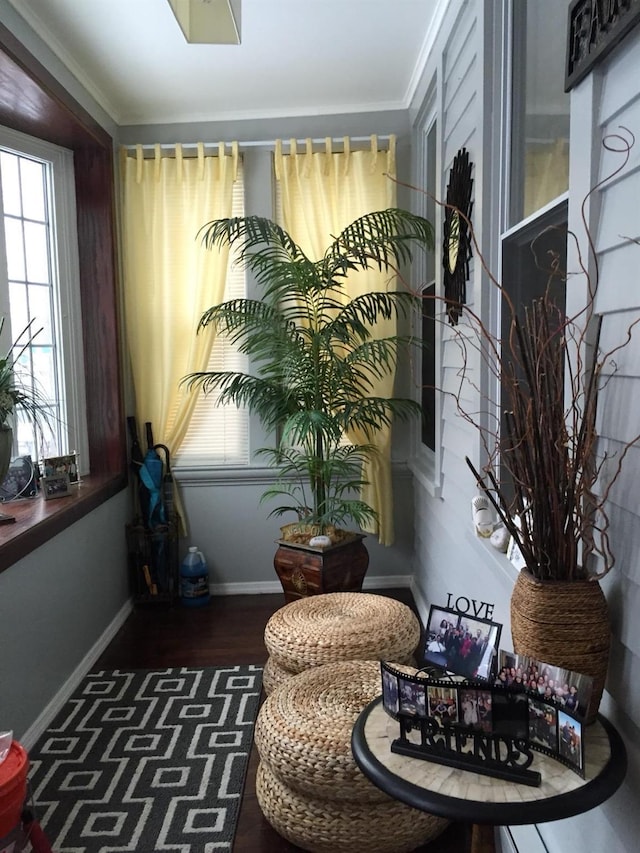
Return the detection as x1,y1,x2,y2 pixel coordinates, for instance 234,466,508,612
0,490,131,738
535,25,640,853
4,4,638,844
0,2,129,741
409,2,640,852
121,121,419,587
408,0,509,616
177,468,415,592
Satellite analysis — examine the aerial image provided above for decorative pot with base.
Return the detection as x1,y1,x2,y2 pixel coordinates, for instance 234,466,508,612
0,425,15,525
273,532,369,603
510,568,610,724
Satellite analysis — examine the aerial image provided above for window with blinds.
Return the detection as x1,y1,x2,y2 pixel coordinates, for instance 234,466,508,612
173,159,249,465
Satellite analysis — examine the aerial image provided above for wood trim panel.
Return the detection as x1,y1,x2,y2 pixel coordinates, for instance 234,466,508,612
0,20,127,569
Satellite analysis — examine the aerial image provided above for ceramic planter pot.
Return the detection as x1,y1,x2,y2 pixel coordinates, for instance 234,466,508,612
273,534,369,603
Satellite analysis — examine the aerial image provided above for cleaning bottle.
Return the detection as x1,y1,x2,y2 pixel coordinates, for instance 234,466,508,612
180,546,210,607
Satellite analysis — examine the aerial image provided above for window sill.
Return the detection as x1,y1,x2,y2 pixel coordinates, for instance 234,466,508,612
408,452,442,499
0,472,127,575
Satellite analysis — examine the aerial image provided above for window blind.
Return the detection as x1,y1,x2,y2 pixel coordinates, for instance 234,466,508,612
174,159,248,465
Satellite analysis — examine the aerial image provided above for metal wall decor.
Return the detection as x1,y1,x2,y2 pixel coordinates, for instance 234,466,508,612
443,148,473,325
565,0,640,92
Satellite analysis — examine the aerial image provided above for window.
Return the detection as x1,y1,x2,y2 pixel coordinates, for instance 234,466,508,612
421,121,437,452
500,0,570,492
0,27,124,571
500,200,568,497
0,127,87,468
509,0,570,225
503,0,570,336
172,159,248,465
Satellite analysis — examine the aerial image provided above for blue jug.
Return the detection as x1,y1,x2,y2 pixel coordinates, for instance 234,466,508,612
180,546,210,607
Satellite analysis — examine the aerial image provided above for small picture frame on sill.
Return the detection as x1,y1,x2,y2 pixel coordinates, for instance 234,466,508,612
42,473,71,500
43,452,79,483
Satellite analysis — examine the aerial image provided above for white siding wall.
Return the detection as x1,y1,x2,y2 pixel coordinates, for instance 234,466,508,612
536,26,640,853
410,2,640,852
409,0,517,626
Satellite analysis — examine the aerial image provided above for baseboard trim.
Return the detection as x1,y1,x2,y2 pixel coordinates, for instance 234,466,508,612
20,598,133,750
210,579,283,595
21,577,415,745
363,574,414,590
498,825,548,853
209,574,413,596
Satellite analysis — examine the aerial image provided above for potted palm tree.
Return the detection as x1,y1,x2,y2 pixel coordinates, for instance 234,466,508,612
184,208,434,600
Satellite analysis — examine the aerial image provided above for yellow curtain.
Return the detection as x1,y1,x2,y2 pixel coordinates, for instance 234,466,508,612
120,142,238,527
523,137,569,218
274,135,398,545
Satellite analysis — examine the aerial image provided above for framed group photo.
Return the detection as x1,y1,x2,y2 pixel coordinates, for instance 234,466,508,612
43,452,78,484
42,473,71,501
558,710,584,773
422,605,502,681
0,455,38,502
427,685,458,722
496,650,593,721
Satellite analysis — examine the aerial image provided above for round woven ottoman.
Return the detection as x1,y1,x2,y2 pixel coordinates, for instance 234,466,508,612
256,760,446,853
264,592,420,677
255,660,448,852
263,655,296,695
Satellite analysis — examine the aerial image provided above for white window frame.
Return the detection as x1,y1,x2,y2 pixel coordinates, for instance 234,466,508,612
0,125,88,471
495,5,572,846
409,87,442,497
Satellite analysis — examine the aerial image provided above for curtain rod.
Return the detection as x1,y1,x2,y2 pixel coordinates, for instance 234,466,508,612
122,134,394,152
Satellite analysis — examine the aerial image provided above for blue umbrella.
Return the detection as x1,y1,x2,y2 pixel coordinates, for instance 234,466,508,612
153,443,174,520
139,422,166,529
139,447,165,529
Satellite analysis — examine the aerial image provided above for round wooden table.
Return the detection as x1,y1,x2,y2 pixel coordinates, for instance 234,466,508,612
351,698,627,852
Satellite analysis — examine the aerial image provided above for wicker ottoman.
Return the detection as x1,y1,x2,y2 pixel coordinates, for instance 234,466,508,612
263,592,420,693
255,660,448,852
262,655,296,695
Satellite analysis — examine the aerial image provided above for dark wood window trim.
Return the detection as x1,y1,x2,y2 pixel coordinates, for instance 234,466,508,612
0,23,127,574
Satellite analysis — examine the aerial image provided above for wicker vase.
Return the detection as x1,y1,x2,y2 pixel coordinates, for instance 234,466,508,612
510,568,610,725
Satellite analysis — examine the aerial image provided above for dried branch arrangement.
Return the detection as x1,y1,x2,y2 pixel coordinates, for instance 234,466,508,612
409,130,640,581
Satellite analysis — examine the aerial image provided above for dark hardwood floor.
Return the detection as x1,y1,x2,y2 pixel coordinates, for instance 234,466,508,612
95,589,472,852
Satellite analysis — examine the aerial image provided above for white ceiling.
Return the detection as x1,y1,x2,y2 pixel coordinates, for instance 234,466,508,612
7,0,444,127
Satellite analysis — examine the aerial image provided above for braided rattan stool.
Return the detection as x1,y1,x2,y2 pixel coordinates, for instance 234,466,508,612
255,660,448,852
264,592,420,682
262,655,296,695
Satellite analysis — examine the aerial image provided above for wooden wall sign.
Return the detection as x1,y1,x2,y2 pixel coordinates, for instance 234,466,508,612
566,0,640,91
443,148,473,326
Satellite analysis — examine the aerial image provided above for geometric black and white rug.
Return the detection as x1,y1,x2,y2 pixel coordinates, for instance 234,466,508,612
27,666,263,852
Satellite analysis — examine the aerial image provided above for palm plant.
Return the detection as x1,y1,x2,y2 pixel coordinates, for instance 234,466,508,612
0,317,52,429
184,208,434,538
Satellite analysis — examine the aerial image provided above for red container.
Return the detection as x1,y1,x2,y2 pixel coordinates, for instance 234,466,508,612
0,741,28,838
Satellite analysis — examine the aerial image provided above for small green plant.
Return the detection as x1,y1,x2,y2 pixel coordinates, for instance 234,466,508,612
185,208,433,536
0,317,51,428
